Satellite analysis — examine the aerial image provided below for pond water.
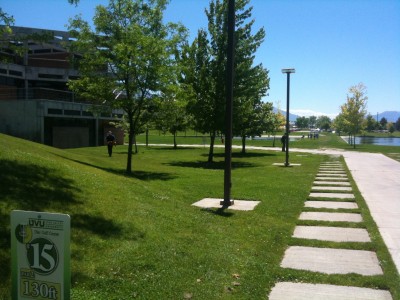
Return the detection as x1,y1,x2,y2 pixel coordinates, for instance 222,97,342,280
343,136,400,146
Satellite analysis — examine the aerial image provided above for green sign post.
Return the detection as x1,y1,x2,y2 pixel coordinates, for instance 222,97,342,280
11,210,70,300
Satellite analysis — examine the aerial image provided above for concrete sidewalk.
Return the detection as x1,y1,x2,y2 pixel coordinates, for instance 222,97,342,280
342,152,400,274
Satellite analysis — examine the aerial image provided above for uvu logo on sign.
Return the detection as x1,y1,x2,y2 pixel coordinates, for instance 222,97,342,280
11,211,70,300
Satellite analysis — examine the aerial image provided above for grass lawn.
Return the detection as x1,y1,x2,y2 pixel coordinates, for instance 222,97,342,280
137,131,400,160
0,133,399,299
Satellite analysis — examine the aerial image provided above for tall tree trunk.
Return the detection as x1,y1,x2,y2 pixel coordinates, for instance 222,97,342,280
241,135,246,154
208,131,216,163
146,128,149,147
127,129,133,174
134,134,138,153
173,131,177,149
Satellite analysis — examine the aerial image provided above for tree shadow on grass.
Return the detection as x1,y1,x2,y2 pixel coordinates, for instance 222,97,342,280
166,160,257,170
200,207,234,217
0,158,82,286
208,151,277,159
72,213,145,241
144,146,201,151
54,154,177,181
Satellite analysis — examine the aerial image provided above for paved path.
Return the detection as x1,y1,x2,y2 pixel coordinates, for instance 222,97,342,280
271,159,392,299
341,152,400,274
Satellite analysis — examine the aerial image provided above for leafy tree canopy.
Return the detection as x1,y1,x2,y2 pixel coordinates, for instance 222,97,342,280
68,0,187,173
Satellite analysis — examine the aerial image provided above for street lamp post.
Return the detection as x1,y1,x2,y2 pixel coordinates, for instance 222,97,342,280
281,68,295,167
222,0,235,206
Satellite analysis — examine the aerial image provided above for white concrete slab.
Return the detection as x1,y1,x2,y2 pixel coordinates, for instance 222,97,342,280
191,198,260,211
318,170,346,173
299,212,362,222
272,163,302,166
317,173,347,177
269,282,393,300
313,181,351,186
311,186,352,192
315,176,348,181
293,226,370,242
309,192,355,199
320,165,343,168
280,246,383,275
319,167,343,169
304,201,358,209
313,150,400,274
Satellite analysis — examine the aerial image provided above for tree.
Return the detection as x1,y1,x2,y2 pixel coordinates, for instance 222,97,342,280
68,0,186,174
154,87,189,149
395,117,400,131
388,123,395,134
309,116,317,129
316,115,332,131
186,0,268,162
266,110,285,147
339,83,368,148
233,64,270,154
365,114,377,132
333,113,346,136
380,117,388,130
235,100,273,153
295,116,309,129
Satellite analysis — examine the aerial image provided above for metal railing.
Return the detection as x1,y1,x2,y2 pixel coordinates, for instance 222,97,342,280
0,87,91,103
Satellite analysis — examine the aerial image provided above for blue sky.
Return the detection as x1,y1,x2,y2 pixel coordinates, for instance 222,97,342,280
2,0,399,118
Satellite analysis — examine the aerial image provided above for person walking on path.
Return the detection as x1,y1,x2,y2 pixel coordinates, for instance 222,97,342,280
105,131,116,157
281,134,287,152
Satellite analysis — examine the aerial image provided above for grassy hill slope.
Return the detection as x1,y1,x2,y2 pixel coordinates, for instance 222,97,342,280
0,133,398,299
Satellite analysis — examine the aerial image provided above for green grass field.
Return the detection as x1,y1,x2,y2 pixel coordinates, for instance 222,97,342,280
1,133,399,299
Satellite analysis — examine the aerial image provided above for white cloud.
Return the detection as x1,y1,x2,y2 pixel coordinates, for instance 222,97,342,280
291,109,338,119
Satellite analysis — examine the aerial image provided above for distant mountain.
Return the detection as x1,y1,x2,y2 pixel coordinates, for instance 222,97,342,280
374,111,400,122
273,108,299,122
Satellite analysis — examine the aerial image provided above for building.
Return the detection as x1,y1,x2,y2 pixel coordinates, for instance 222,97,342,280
0,26,124,148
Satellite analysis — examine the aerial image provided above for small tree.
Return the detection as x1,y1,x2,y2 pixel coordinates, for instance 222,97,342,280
395,117,400,131
380,117,388,130
339,83,368,148
365,114,377,132
388,123,395,134
295,116,309,129
154,88,189,149
316,115,332,131
309,116,317,129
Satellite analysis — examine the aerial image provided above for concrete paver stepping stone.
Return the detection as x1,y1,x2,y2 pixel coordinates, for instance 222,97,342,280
293,226,370,242
317,173,347,177
315,176,348,181
320,165,343,168
318,170,347,174
314,181,350,186
309,192,355,199
311,186,352,192
305,201,358,209
280,246,383,275
269,282,392,300
320,165,344,167
191,198,260,211
299,212,362,222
